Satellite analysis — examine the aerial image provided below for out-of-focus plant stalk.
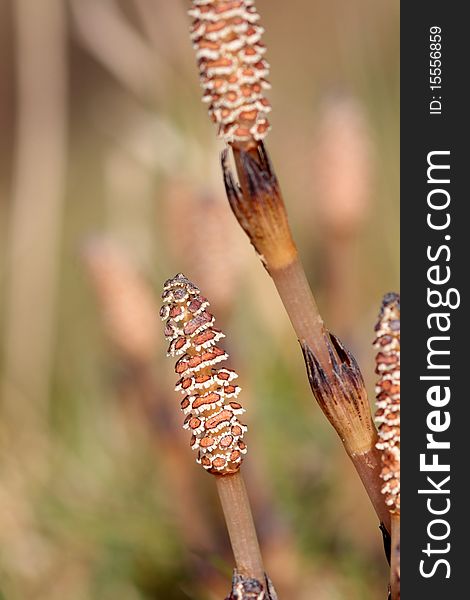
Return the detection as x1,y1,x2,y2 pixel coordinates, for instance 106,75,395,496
2,0,67,424
70,0,164,101
313,95,373,333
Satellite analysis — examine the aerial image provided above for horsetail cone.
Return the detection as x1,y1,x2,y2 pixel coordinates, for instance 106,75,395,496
374,293,400,514
160,273,247,475
189,0,271,144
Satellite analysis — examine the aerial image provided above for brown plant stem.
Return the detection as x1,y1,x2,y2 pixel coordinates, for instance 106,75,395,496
350,448,391,533
223,143,389,533
303,335,391,533
271,259,333,376
228,145,334,378
390,513,400,599
215,472,265,583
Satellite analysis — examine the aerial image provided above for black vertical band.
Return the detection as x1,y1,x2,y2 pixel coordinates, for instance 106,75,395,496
401,2,467,595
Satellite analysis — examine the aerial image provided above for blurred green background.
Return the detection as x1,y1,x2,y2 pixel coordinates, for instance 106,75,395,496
0,0,399,598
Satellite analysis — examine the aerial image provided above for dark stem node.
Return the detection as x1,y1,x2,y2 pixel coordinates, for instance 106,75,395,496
226,570,278,600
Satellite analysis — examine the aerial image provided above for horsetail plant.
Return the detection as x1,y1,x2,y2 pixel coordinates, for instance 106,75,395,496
187,0,389,533
375,293,401,599
302,334,391,531
189,0,271,145
160,273,276,596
